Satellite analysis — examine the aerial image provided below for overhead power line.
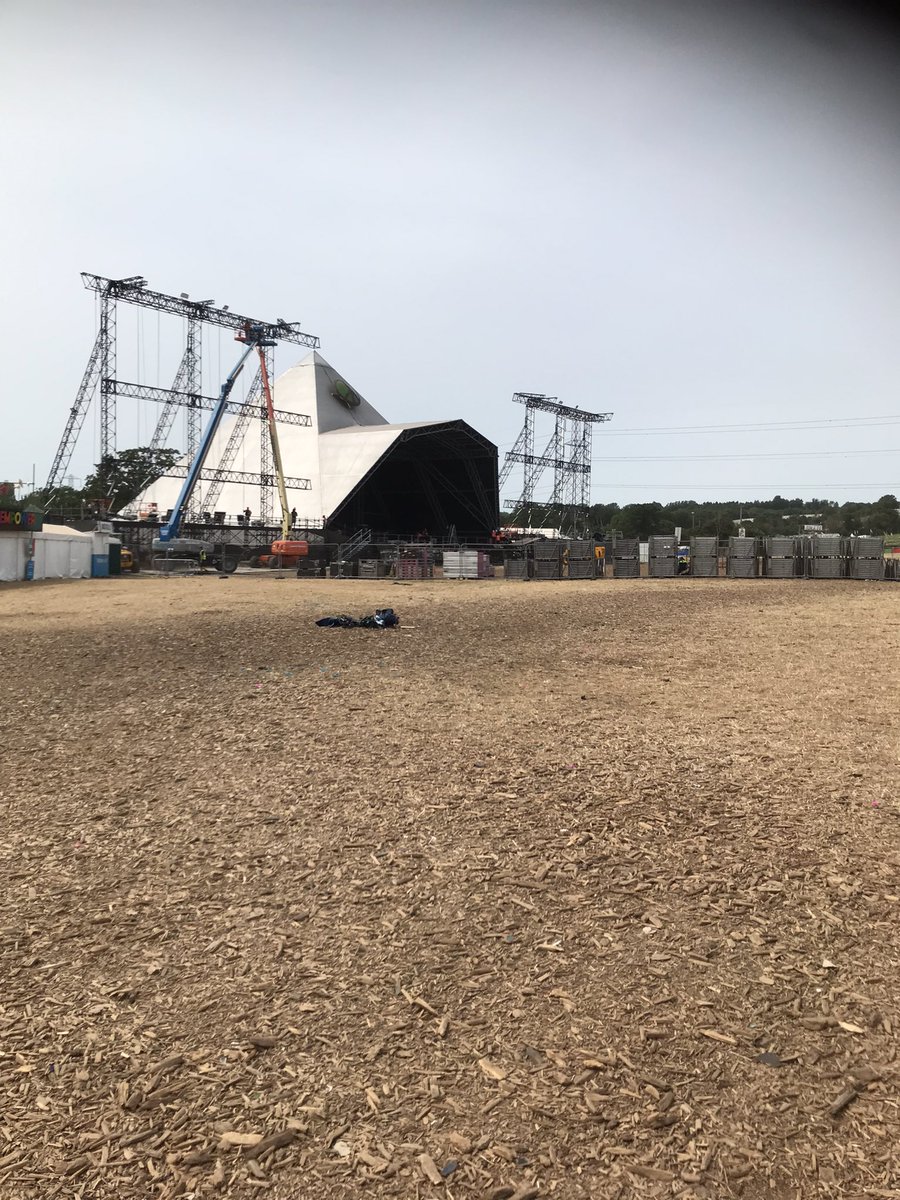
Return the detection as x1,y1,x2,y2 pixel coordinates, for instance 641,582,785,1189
587,482,898,491
591,447,900,463
494,415,900,451
593,414,900,437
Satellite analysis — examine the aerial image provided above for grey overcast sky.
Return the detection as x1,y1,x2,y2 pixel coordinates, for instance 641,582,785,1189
2,0,899,504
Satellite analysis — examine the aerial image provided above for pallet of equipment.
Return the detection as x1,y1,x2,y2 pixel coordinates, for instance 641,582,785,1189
648,557,677,577
358,558,385,579
534,559,562,580
567,558,596,580
849,557,884,580
690,557,718,577
808,558,844,579
764,556,800,578
504,555,530,580
727,537,759,577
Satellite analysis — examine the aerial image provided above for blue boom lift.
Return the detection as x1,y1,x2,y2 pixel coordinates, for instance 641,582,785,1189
152,323,276,573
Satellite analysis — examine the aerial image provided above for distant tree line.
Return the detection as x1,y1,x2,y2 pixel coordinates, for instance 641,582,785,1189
18,450,900,540
503,495,900,539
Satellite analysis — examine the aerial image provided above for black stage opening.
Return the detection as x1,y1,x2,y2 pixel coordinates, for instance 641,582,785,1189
329,421,499,541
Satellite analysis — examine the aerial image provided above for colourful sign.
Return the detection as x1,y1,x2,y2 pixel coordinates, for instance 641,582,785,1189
0,508,43,531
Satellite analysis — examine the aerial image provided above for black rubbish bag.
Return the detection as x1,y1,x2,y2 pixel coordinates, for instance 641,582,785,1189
315,608,399,629
357,609,400,628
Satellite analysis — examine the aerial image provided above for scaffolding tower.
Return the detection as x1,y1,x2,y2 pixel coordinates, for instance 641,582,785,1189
498,393,612,534
45,273,320,518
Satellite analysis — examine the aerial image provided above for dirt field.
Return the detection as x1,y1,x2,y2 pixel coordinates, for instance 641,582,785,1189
1,575,898,1199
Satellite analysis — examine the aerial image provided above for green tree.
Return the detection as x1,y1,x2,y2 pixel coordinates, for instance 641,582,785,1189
587,502,620,533
617,502,663,537
84,447,181,512
499,493,900,540
865,495,900,535
20,484,88,514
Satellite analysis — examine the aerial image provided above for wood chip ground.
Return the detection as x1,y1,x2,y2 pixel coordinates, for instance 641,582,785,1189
0,575,898,1199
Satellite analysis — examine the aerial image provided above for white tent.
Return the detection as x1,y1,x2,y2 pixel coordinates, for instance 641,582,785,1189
33,525,92,579
0,524,93,582
0,534,26,582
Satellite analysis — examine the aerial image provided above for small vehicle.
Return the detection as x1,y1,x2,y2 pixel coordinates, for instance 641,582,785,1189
120,547,140,573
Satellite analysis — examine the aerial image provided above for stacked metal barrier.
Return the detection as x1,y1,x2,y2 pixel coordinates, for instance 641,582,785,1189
727,536,759,578
764,535,802,578
648,534,677,578
358,558,385,579
848,535,885,580
503,551,530,579
443,550,493,579
347,535,892,585
690,536,718,577
609,536,640,578
565,539,596,580
532,540,562,580
443,550,474,579
806,534,844,579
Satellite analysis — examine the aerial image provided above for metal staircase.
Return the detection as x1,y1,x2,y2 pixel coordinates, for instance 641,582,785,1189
336,527,372,572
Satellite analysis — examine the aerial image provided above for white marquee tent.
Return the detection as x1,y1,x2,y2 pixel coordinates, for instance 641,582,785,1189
0,525,93,583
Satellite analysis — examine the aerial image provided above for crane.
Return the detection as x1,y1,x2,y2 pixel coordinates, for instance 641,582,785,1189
152,323,276,573
256,344,309,569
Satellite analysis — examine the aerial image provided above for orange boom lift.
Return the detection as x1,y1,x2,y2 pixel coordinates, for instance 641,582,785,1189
256,346,308,568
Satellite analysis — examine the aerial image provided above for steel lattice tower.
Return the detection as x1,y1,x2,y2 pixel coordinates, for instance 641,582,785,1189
46,274,319,507
183,317,204,519
98,286,117,459
498,393,613,534
258,342,276,525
